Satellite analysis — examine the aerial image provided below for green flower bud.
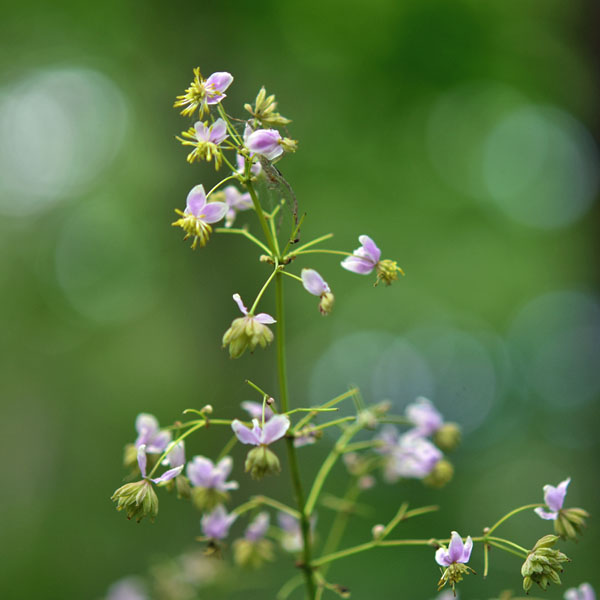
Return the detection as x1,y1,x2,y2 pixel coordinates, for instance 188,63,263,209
433,423,462,452
555,507,589,540
174,474,191,500
191,486,230,511
424,459,454,488
244,86,292,128
111,480,159,523
245,446,281,480
232,538,274,569
521,535,569,592
222,310,275,359
280,137,298,154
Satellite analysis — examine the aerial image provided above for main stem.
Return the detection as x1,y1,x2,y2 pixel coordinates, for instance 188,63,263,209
275,272,317,599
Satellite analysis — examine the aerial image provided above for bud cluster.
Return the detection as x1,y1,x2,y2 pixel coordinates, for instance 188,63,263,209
521,535,569,593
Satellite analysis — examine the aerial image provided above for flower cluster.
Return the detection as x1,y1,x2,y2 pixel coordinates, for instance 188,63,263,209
435,531,475,594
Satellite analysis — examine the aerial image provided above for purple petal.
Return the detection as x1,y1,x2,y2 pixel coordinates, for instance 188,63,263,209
201,201,228,224
205,72,233,94
246,129,283,161
209,118,228,144
301,269,329,296
447,531,465,563
245,511,270,541
137,444,148,478
243,124,253,145
194,121,210,142
277,512,298,534
232,293,248,315
187,456,215,487
544,477,570,512
262,415,290,445
231,419,261,445
435,547,452,567
162,441,185,468
201,504,237,539
152,465,183,484
405,397,443,436
340,256,375,275
135,413,159,438
186,185,207,216
461,536,473,563
254,312,276,324
241,401,274,421
215,456,233,480
534,507,558,520
358,235,381,263
580,584,596,600
145,430,172,454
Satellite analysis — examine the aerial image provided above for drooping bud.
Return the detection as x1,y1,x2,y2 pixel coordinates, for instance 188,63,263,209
434,423,462,452
244,87,292,128
555,507,589,541
233,538,275,569
244,446,281,480
111,480,159,523
521,535,569,592
319,291,335,315
424,459,454,488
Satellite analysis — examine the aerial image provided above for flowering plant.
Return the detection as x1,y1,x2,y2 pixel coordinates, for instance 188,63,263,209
109,68,591,600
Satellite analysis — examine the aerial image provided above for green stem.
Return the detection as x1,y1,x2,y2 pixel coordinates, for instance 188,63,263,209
207,174,239,197
217,104,243,146
304,424,360,516
290,233,334,254
281,212,306,257
233,494,300,518
214,227,272,256
382,503,409,538
245,179,277,255
309,416,355,431
486,503,543,535
216,434,238,462
342,440,383,453
280,270,304,284
292,249,350,257
277,575,304,600
485,539,528,559
249,267,280,314
245,379,271,399
293,388,358,432
275,271,317,599
486,535,529,555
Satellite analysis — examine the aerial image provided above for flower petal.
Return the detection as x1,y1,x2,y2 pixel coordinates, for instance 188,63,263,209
461,536,473,563
231,419,261,445
215,456,233,479
137,444,148,478
187,456,215,487
358,235,381,263
254,312,276,324
205,72,233,94
262,415,290,445
194,121,210,142
186,185,207,216
201,201,228,223
232,293,248,315
435,547,451,567
544,477,570,512
301,268,329,296
534,507,558,520
340,256,375,275
152,465,183,484
209,118,228,144
447,531,465,563
135,413,159,437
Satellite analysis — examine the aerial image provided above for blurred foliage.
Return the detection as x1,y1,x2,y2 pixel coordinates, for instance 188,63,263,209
0,0,598,598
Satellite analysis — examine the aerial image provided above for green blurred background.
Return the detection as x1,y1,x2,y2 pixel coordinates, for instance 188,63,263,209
1,0,598,598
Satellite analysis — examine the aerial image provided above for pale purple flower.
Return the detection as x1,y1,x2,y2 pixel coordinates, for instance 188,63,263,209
435,591,458,600
383,430,442,482
135,413,172,454
241,401,274,421
245,511,270,542
435,531,473,567
204,72,233,105
534,477,571,520
137,444,183,484
184,185,228,225
233,293,276,325
294,431,318,448
231,414,290,446
186,456,238,492
374,425,400,455
301,269,330,296
405,397,443,436
565,583,596,600
162,441,186,469
223,185,253,228
246,128,283,160
341,235,381,275
201,504,237,540
236,152,262,177
193,118,228,145
105,577,148,600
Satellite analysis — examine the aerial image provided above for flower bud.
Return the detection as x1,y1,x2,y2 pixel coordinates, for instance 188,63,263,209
111,480,159,523
233,538,274,569
191,486,230,512
521,535,569,592
244,446,281,480
319,291,335,315
424,459,454,488
175,474,191,500
372,524,385,539
555,507,589,540
222,316,274,358
280,137,298,153
433,423,461,452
